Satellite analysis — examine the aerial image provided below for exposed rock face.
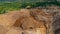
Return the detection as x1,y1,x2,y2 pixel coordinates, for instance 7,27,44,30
0,6,60,34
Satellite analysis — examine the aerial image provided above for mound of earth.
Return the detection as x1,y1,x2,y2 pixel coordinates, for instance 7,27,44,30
0,6,60,34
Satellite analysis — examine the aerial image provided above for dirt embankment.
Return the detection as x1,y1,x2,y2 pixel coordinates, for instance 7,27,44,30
0,6,60,34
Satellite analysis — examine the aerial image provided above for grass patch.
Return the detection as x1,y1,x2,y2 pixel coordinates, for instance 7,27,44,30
0,1,60,14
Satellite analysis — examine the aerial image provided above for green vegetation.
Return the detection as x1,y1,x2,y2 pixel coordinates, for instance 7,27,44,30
0,1,60,14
